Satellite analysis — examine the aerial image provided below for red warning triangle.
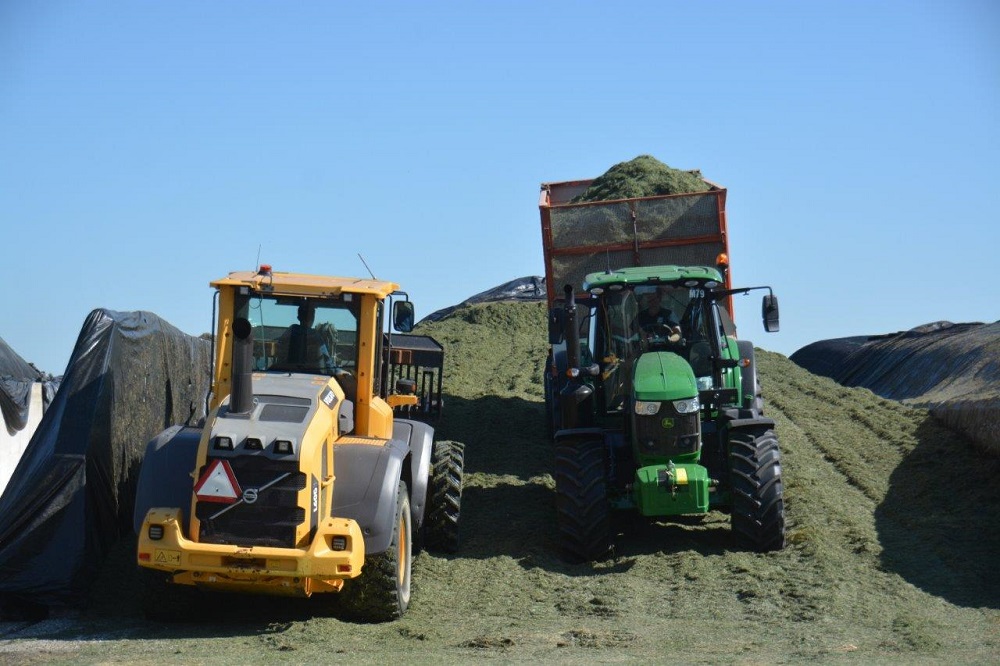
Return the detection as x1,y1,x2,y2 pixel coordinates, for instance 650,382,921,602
194,460,242,504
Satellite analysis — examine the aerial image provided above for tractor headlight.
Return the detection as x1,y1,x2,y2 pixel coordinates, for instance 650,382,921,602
672,397,700,414
634,401,661,416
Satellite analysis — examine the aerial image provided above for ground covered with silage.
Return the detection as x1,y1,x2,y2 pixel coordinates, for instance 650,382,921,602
1,301,997,664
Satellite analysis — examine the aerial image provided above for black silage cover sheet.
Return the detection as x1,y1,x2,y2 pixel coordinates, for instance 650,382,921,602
0,309,211,608
0,336,45,433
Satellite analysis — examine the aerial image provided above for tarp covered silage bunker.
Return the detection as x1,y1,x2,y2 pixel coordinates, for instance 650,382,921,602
0,309,211,609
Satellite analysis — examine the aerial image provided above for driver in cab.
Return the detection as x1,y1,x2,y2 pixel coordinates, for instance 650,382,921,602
637,288,682,342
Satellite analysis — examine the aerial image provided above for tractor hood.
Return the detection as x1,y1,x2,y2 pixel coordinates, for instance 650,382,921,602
633,352,697,402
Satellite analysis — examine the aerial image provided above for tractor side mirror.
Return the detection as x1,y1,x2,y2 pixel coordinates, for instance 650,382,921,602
393,301,414,333
762,294,780,333
548,307,566,345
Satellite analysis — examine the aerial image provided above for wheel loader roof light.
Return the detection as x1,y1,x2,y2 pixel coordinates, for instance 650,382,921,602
258,264,272,275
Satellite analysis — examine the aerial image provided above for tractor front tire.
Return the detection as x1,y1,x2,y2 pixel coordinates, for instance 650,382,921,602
340,481,413,622
423,440,464,553
728,426,785,552
554,438,611,562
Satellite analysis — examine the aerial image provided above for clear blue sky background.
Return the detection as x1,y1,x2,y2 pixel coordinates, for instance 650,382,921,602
2,1,997,376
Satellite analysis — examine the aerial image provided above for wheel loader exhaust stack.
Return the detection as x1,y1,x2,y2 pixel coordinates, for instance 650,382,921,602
133,267,464,622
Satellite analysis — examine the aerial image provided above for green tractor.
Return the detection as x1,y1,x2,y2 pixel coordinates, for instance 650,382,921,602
545,264,785,560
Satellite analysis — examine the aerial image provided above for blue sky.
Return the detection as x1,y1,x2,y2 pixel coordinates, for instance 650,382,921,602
2,1,997,375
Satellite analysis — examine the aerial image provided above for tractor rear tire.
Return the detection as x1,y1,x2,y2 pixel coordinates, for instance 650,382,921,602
340,481,412,622
554,438,611,562
728,426,785,552
423,440,464,553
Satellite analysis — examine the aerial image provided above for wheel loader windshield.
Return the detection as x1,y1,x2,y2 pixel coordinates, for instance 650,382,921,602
235,293,360,376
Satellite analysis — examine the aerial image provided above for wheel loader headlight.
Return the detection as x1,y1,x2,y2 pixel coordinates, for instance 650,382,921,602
245,437,264,451
214,436,234,450
148,525,164,541
274,439,294,455
634,401,661,416
673,397,701,414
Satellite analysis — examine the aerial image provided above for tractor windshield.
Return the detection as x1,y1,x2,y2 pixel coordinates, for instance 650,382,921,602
235,292,360,376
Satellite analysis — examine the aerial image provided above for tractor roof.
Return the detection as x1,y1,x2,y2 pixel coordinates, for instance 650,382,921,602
584,265,724,290
212,267,400,299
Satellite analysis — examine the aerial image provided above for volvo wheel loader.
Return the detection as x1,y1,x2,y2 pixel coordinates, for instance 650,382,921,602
540,172,785,560
133,266,463,622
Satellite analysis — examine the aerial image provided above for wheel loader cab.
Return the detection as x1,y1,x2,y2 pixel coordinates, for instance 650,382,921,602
237,293,361,399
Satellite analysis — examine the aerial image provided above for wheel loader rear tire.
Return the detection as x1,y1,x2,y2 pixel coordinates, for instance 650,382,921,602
424,440,464,553
339,481,412,623
728,426,785,552
139,568,203,623
554,438,611,562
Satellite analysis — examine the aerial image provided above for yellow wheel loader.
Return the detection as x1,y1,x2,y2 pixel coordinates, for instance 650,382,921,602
133,266,463,622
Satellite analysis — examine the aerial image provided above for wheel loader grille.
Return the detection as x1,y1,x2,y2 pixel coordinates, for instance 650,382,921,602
196,456,306,548
634,409,700,458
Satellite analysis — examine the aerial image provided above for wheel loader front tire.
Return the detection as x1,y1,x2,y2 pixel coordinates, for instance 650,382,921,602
728,426,785,552
554,437,611,562
424,440,464,553
340,481,413,623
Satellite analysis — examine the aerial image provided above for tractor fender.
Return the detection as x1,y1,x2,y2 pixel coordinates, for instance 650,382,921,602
132,425,203,535
723,413,776,431
392,418,434,530
331,438,408,554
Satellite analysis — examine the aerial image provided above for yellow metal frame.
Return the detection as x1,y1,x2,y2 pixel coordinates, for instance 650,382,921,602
138,508,365,596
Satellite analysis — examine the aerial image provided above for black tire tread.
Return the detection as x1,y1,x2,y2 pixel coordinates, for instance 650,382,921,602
339,482,412,623
424,440,464,553
729,427,786,552
554,438,611,561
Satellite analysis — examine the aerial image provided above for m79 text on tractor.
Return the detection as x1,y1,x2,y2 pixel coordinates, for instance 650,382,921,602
133,266,463,621
540,173,786,560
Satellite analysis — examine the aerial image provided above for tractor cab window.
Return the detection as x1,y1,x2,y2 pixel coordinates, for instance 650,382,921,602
237,293,360,376
598,290,641,412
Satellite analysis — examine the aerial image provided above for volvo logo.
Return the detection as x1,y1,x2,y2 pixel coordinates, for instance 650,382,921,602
242,488,259,504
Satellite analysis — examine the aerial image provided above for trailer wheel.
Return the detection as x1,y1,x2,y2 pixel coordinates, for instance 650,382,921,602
423,440,464,553
341,481,412,622
728,426,785,552
554,437,611,561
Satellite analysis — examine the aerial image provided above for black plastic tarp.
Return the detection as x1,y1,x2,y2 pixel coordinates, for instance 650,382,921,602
0,309,212,609
421,276,546,324
791,320,1000,455
0,336,46,434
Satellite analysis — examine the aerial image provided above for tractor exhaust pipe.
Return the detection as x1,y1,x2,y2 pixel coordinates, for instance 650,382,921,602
560,284,593,429
230,317,254,415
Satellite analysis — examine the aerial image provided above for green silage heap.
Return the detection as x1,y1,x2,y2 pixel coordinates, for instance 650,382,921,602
571,155,711,203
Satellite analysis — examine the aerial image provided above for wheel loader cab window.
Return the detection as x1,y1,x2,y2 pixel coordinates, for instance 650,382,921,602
237,294,360,377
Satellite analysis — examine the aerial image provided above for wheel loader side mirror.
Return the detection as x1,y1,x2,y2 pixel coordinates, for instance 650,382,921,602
393,301,415,333
762,294,780,333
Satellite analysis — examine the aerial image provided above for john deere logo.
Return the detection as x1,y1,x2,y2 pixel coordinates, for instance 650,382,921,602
661,417,674,429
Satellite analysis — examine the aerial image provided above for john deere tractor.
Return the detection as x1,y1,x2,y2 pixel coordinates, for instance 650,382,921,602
546,265,785,560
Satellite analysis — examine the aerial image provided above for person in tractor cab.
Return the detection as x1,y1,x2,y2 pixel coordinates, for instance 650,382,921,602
274,302,332,372
637,288,681,337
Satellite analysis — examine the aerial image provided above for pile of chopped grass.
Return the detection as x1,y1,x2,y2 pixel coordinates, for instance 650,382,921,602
571,155,711,203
